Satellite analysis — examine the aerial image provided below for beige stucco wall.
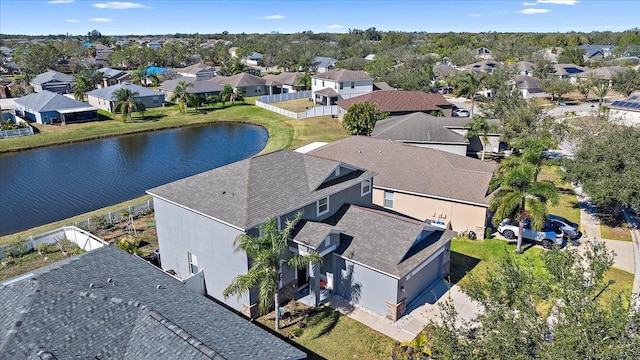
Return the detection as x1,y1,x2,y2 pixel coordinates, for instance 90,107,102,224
372,188,488,236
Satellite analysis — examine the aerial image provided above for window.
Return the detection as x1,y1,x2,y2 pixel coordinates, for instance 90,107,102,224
384,191,394,208
322,81,325,87
361,179,371,196
313,79,316,86
153,96,159,104
188,252,199,274
317,197,329,216
350,82,355,89
339,82,343,90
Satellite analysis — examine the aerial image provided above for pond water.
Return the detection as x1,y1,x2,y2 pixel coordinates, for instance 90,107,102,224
0,123,268,236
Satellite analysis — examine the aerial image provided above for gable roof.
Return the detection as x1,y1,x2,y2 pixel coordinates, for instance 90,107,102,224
147,150,375,230
553,63,589,76
312,56,338,68
312,69,372,82
188,80,225,94
158,77,197,92
514,61,535,72
309,136,497,206
30,70,74,85
576,66,627,80
513,75,543,90
262,72,304,86
14,90,97,113
87,82,164,100
371,112,485,144
337,90,452,113
98,67,130,79
433,64,459,76
210,72,266,88
325,204,456,277
0,246,306,360
176,63,217,75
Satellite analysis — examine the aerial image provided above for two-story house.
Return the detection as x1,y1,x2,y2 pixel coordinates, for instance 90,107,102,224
30,70,75,94
147,150,454,321
97,67,132,88
311,69,373,106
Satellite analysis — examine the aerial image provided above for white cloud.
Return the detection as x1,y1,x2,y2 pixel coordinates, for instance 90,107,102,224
537,0,579,4
493,11,509,14
259,14,285,20
47,0,74,3
89,17,114,22
326,24,344,29
92,2,150,9
516,8,551,14
65,19,79,23
469,13,482,17
522,2,536,5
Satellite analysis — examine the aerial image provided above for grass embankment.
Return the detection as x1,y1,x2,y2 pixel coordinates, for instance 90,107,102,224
0,99,349,154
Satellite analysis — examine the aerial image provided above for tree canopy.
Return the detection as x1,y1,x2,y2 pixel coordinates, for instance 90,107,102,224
342,102,388,136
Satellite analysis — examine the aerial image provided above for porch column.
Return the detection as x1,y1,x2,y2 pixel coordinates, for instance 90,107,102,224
309,262,321,307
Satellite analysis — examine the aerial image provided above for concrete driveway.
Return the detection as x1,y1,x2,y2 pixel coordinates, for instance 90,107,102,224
0,98,16,110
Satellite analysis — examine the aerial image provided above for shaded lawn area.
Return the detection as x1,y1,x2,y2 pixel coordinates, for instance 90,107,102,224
450,237,634,308
258,305,395,360
0,99,350,155
600,212,633,241
273,98,316,113
537,165,581,225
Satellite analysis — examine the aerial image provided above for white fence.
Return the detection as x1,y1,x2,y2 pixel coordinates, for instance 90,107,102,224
0,127,34,139
73,200,154,232
255,90,338,120
0,226,108,260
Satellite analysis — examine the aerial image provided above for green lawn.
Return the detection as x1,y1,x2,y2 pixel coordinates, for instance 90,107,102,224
258,306,396,360
537,165,581,225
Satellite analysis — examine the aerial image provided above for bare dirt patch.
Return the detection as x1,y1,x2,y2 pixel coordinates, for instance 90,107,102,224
273,98,316,112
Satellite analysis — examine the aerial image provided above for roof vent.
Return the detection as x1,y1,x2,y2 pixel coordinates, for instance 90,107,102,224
156,284,164,289
222,191,226,194
89,283,101,288
107,278,113,283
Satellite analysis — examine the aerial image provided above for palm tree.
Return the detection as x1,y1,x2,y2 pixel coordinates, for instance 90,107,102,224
296,72,311,91
73,74,92,101
112,87,144,122
464,116,498,161
592,83,609,110
186,93,202,112
220,84,233,106
223,214,322,330
489,157,559,254
455,72,483,116
170,80,192,113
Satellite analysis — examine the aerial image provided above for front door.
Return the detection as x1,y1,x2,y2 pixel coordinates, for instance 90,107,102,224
297,266,307,287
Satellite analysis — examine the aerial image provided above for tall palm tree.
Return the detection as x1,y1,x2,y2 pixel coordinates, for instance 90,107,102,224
223,214,322,330
296,72,311,91
489,157,559,254
592,83,609,110
73,74,92,101
220,84,233,106
112,87,144,122
464,116,498,161
456,72,483,116
170,80,192,113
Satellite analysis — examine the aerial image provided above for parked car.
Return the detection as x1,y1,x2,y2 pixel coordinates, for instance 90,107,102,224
548,214,581,239
452,109,471,117
497,218,564,249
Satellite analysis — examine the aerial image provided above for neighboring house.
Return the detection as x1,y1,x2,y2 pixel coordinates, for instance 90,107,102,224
0,61,20,74
186,80,225,98
97,67,132,88
580,44,616,60
373,81,394,91
552,63,589,83
371,112,502,157
464,60,499,74
0,45,13,59
609,93,640,127
262,72,306,93
86,82,165,112
433,64,459,78
311,56,338,73
514,61,535,76
311,69,373,105
147,149,455,321
307,136,497,237
0,245,306,360
211,72,279,96
175,63,217,81
30,70,75,94
158,77,197,99
147,42,162,50
14,90,98,124
244,52,263,66
576,66,627,83
336,90,454,119
474,47,493,60
0,77,12,98
513,75,549,99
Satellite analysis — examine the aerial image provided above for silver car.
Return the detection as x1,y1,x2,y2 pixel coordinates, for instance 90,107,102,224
548,214,581,239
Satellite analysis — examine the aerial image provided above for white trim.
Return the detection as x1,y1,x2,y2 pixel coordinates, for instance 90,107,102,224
339,255,400,280
289,243,337,257
383,190,394,209
405,246,445,281
146,192,246,231
373,185,490,208
317,196,329,217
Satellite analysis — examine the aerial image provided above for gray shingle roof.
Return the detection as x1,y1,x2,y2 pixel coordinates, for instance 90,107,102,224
98,67,129,79
147,150,375,230
159,76,197,91
292,221,342,248
309,136,497,206
262,72,304,86
13,90,97,112
87,82,164,100
312,56,338,68
0,246,306,360
210,73,266,88
188,80,225,94
30,70,74,85
372,112,470,144
326,205,455,277
312,69,372,82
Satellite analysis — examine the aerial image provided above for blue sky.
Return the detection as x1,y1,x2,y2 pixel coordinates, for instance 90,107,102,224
1,0,638,36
